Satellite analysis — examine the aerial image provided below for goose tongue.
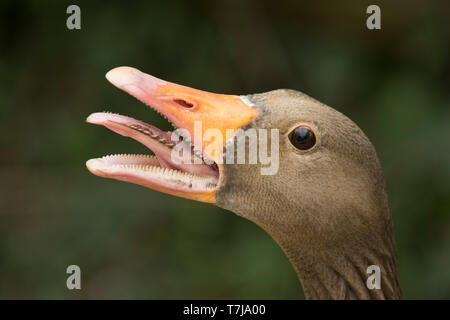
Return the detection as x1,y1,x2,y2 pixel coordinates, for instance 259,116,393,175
86,112,217,177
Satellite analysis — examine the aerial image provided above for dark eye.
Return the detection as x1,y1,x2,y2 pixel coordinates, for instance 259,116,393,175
288,125,317,151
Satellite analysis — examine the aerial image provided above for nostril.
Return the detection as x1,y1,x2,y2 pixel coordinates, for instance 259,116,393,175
173,99,194,109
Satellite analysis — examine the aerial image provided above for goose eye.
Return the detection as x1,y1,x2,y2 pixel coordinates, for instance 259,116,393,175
288,125,317,151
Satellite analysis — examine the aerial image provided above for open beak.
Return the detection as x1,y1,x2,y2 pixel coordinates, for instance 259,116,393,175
86,67,257,203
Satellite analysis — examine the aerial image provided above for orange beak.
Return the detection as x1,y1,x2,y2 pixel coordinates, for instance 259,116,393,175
86,67,258,203
105,67,257,163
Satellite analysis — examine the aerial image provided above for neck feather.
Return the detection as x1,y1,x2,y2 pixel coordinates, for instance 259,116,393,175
289,248,402,299
257,202,402,299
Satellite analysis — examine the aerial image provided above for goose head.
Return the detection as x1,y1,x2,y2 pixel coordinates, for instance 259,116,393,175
86,67,401,299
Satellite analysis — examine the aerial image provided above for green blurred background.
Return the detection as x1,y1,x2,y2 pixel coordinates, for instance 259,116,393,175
0,0,449,299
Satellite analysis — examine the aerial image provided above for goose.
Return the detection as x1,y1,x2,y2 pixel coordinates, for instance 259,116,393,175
86,66,401,300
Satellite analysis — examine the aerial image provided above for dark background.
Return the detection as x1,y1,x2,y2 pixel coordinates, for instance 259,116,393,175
0,0,449,299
